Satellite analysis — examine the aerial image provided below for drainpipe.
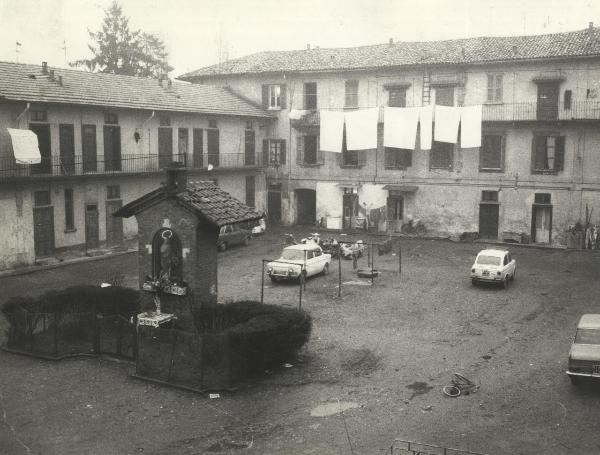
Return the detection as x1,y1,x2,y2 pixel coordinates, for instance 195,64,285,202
141,110,155,154
15,102,31,126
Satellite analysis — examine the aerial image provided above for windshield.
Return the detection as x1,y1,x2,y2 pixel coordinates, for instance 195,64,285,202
575,328,600,345
281,250,305,261
476,255,501,266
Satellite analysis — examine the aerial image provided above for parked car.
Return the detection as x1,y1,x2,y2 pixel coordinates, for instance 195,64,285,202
267,244,331,282
470,249,516,288
567,314,600,384
217,224,251,252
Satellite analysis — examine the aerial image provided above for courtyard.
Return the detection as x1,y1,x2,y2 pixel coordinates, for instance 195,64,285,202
1,226,600,454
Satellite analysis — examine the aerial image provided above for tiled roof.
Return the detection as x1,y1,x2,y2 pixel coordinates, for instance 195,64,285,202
0,61,271,118
115,180,262,227
179,27,600,78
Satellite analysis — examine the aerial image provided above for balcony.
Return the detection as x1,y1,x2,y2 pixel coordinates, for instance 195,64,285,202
0,152,265,181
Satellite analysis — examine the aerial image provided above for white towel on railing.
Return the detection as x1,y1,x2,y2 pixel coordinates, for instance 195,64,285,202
434,105,461,143
460,105,482,148
319,110,345,153
384,107,420,150
345,108,379,150
419,105,433,150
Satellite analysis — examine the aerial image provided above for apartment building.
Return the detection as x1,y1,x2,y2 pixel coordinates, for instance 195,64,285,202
0,61,273,270
179,24,600,246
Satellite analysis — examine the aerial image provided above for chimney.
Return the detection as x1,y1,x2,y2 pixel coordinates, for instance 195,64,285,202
158,77,163,87
512,45,518,56
41,62,48,74
167,78,172,88
165,162,187,194
589,21,594,30
389,38,394,46
49,69,55,80
57,75,63,86
306,44,311,50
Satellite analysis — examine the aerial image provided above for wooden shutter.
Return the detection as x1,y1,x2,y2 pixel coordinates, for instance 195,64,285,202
280,85,287,109
280,139,286,164
401,149,412,168
532,135,546,170
262,85,269,108
263,139,269,166
555,136,565,171
296,135,304,164
357,150,367,166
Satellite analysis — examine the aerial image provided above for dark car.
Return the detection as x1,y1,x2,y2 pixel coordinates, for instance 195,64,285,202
217,224,251,252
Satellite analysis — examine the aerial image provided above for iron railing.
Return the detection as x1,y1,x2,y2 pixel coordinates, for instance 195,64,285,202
0,152,264,180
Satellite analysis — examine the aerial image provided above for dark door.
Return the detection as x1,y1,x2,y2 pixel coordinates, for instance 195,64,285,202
532,205,552,243
207,129,220,167
82,124,97,173
537,82,559,120
479,204,499,239
33,206,55,257
387,196,404,232
245,130,256,166
103,126,121,171
193,128,203,168
85,204,100,250
29,123,51,174
106,200,123,246
178,128,188,163
296,189,316,225
245,175,255,208
158,127,173,169
59,124,75,174
342,193,359,229
435,86,454,106
267,184,282,222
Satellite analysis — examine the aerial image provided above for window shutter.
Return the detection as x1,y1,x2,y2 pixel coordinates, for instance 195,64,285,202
262,85,269,109
280,139,286,164
263,139,269,166
358,150,367,166
317,136,323,164
386,198,393,220
384,148,394,167
402,149,413,168
555,136,565,171
296,136,304,164
535,136,546,170
280,85,287,109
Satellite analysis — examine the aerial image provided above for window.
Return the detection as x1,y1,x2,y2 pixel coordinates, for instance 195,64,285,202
297,135,320,165
30,110,47,122
564,90,572,110
482,191,498,202
64,189,74,231
532,135,565,173
159,116,171,127
384,147,412,169
430,141,453,169
434,86,454,106
388,88,406,107
207,128,220,167
341,125,357,166
262,84,286,109
107,185,120,200
345,80,359,107
34,190,50,207
480,134,504,171
268,140,286,166
303,82,317,110
306,250,314,260
534,193,551,204
487,74,503,102
208,119,218,128
104,113,118,124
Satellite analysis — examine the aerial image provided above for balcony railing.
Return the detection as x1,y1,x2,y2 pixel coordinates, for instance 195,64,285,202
0,152,264,181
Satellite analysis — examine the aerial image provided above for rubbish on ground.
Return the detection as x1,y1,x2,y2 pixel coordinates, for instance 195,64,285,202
442,373,479,398
284,363,293,368
209,393,220,399
357,268,380,278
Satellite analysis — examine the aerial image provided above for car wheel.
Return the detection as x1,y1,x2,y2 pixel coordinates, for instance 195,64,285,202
503,276,509,289
244,236,250,246
322,263,330,275
269,275,278,283
471,278,478,286
218,242,227,252
570,375,582,385
511,269,516,281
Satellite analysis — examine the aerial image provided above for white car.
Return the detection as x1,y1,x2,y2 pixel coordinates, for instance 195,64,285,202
567,314,600,384
470,249,516,288
267,244,331,282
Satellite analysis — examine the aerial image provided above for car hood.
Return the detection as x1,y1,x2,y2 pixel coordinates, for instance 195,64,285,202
570,343,600,361
267,259,304,267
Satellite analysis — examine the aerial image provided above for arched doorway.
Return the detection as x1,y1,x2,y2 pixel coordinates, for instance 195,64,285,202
295,189,316,225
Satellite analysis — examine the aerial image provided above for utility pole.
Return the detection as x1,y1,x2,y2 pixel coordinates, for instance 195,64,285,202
62,40,67,67
15,41,21,63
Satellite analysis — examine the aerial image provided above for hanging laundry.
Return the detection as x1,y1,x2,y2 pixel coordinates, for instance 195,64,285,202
319,110,345,153
434,105,461,144
288,109,307,120
344,108,379,150
383,107,420,150
419,105,433,150
460,105,483,148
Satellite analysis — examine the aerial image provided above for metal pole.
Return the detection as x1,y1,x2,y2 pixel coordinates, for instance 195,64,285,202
371,245,375,286
398,246,402,275
338,248,342,297
261,259,265,304
299,274,303,311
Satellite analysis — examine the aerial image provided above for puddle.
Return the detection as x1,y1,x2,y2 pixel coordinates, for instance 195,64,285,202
310,401,360,417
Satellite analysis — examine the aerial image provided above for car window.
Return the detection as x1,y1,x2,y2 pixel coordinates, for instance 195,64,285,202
476,255,501,266
306,251,314,260
219,226,226,235
503,255,509,266
507,253,511,262
281,249,305,261
314,249,322,257
575,328,600,344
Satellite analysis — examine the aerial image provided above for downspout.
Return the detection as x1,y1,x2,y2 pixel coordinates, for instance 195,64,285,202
141,110,155,155
15,102,31,126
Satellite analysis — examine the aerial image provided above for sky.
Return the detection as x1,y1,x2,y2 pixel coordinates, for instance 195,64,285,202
0,0,599,77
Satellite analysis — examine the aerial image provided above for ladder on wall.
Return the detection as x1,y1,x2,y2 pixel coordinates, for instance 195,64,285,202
422,72,431,105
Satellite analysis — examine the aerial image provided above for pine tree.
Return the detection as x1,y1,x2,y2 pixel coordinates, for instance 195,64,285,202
71,2,173,78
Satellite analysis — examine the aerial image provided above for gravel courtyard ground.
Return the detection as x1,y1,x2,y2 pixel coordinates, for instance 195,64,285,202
1,226,600,455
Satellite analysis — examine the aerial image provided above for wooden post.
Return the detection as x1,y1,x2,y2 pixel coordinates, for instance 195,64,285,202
260,259,265,304
338,249,342,297
298,273,303,310
371,245,375,286
398,246,402,275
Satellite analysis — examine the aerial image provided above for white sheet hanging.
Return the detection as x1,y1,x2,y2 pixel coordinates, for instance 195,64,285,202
7,128,41,164
460,105,483,148
319,110,345,153
383,107,420,150
419,105,433,150
344,108,379,150
434,105,461,144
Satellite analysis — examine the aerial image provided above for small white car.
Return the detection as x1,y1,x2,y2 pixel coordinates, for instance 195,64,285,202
267,244,331,282
470,249,516,288
567,314,600,384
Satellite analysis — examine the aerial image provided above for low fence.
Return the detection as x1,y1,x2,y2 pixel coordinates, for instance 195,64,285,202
385,439,488,455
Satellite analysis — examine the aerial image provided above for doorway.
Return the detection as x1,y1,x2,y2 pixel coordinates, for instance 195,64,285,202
387,196,404,232
537,82,559,120
532,205,552,243
342,192,359,230
33,203,55,258
479,204,499,239
29,123,51,174
59,124,75,174
103,125,121,171
85,204,100,250
267,183,282,222
296,189,316,225
106,200,123,246
158,127,173,169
